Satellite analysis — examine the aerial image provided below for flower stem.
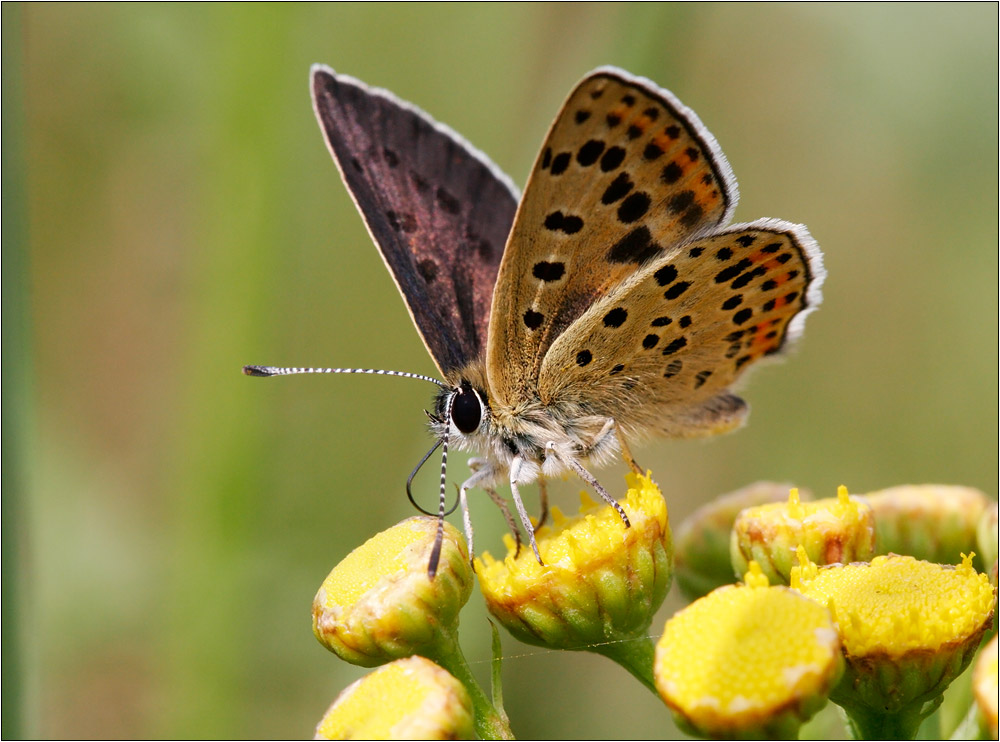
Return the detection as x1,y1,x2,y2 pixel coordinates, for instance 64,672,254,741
592,635,658,696
839,698,940,741
428,631,515,740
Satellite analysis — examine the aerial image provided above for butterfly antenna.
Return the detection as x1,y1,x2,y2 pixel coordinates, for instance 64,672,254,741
407,438,458,517
427,393,455,579
243,365,446,388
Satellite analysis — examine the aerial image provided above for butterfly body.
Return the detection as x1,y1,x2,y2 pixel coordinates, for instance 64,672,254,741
248,65,824,573
431,359,625,484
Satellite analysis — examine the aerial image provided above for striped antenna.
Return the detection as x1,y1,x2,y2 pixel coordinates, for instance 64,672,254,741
245,362,456,578
243,365,446,388
427,391,455,579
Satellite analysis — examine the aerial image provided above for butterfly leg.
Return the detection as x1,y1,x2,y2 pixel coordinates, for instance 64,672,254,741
534,476,549,534
484,485,524,558
510,455,544,564
614,421,643,475
457,466,494,570
549,443,632,529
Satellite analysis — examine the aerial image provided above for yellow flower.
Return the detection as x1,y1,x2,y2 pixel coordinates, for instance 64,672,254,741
863,484,989,567
731,486,875,585
654,563,843,739
795,553,996,738
313,517,473,667
476,472,670,687
675,481,802,600
973,634,999,740
314,656,474,740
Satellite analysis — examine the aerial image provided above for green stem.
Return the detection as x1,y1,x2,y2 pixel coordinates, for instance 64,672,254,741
428,632,515,740
591,635,658,696
838,697,941,741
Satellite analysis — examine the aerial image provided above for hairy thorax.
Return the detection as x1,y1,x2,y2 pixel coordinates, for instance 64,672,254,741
432,358,622,485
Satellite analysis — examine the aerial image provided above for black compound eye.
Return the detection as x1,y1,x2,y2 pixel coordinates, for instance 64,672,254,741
451,384,483,434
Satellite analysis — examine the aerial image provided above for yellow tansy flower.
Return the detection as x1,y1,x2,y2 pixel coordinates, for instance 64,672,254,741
796,553,996,739
313,517,473,667
314,656,474,740
476,472,671,688
654,565,842,739
731,486,875,585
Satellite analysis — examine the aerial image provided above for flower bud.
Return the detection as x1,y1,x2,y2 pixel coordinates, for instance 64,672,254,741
655,562,842,738
795,553,996,739
675,481,803,600
863,484,989,568
477,472,671,651
731,486,875,585
313,517,473,667
978,501,998,579
314,656,474,740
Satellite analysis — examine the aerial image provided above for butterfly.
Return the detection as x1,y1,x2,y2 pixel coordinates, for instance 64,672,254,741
245,65,824,577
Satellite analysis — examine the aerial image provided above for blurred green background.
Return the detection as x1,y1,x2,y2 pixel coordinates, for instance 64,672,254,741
4,3,996,738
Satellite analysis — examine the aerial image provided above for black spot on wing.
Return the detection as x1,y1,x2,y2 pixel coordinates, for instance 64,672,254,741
532,261,566,282
550,152,571,175
600,146,626,172
607,226,662,265
602,173,633,204
617,192,651,223
436,187,461,215
418,259,438,283
603,307,628,327
577,140,605,166
523,309,543,329
544,211,584,234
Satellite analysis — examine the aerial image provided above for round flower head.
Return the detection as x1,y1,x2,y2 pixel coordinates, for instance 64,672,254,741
731,486,875,585
313,517,473,667
795,553,996,739
862,484,989,568
476,472,670,683
314,655,474,740
654,562,843,739
675,481,803,600
973,634,998,740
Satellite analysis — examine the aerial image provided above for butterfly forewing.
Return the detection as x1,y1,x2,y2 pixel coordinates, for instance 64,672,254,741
311,67,519,376
537,219,823,430
487,68,738,407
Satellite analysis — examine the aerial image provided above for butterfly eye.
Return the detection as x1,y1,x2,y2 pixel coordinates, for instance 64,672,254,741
451,383,483,434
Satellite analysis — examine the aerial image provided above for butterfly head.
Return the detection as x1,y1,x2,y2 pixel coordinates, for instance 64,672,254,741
431,365,498,453
446,381,487,436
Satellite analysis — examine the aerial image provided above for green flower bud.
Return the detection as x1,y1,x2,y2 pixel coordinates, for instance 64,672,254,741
313,517,473,667
675,481,804,600
978,501,998,578
314,656,474,740
863,484,989,568
731,486,875,585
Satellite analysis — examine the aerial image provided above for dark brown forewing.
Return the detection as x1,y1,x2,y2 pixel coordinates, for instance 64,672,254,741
311,66,519,376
